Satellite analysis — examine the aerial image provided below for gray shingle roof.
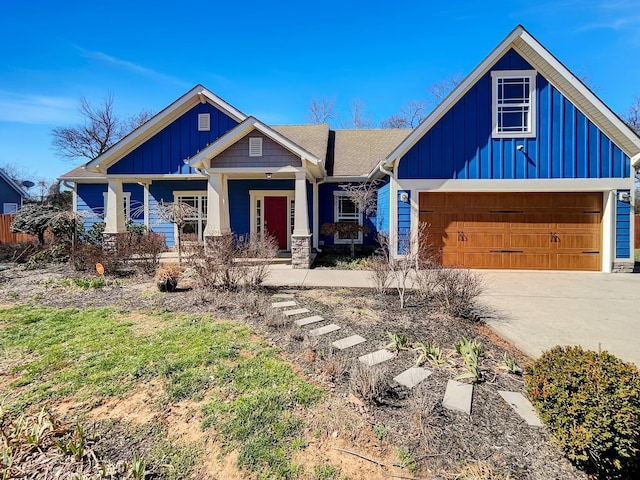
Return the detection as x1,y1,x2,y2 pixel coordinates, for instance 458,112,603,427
271,124,329,162
58,165,104,181
333,129,411,176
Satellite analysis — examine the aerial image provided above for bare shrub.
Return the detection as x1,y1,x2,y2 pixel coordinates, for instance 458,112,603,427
236,233,278,286
376,229,421,309
132,232,166,275
72,242,105,271
349,362,389,404
317,350,349,383
0,242,38,263
417,265,484,318
366,253,390,294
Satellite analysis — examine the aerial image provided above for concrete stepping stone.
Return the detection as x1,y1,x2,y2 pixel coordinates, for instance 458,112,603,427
332,335,366,350
283,308,310,317
309,324,341,336
498,391,543,427
272,300,297,308
393,367,432,389
272,293,295,299
294,315,324,326
443,379,473,414
358,349,394,366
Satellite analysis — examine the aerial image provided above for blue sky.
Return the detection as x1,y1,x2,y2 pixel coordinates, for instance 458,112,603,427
1,0,639,184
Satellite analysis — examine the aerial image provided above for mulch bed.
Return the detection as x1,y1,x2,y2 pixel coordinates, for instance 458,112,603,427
0,264,587,479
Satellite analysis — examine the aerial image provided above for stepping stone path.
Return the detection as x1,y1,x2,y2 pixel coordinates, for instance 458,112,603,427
283,308,310,317
443,379,473,414
332,335,366,350
498,391,543,426
271,300,297,308
309,324,341,336
294,315,324,326
393,367,432,389
275,290,542,430
359,349,395,366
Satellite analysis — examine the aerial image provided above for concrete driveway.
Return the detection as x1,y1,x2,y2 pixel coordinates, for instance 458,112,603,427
478,270,640,366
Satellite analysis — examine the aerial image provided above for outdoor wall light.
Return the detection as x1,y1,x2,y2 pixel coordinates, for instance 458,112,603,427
265,173,273,179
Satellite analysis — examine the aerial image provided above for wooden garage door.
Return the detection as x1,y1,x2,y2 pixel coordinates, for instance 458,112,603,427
418,192,602,271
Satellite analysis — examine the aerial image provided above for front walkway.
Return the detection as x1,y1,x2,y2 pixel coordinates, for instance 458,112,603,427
264,266,640,366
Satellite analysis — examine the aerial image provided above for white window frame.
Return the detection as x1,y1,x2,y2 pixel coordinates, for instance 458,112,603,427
103,192,131,219
198,113,211,132
333,191,363,244
3,203,18,214
174,190,207,241
249,190,295,250
491,70,537,138
249,137,263,157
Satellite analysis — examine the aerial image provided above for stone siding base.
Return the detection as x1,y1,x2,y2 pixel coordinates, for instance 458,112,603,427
612,261,634,273
291,235,312,269
102,232,126,252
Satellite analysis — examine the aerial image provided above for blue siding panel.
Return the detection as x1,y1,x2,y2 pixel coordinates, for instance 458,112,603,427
108,103,238,175
397,190,411,254
375,182,390,233
398,48,631,181
616,191,631,258
0,177,24,209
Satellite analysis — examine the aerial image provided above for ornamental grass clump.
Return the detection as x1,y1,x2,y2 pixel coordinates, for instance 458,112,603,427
526,345,640,479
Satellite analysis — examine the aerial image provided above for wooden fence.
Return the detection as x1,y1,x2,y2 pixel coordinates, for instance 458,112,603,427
636,215,640,249
0,214,37,244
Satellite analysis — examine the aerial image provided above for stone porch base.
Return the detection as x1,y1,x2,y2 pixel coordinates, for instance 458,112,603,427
612,261,634,273
291,235,312,269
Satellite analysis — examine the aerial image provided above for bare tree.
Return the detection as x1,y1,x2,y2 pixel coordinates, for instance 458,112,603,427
380,100,426,128
52,94,153,162
307,96,336,124
426,71,463,106
341,99,374,129
624,96,640,136
154,201,198,264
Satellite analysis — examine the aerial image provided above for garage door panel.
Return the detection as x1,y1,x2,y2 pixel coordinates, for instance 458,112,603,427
418,192,602,271
557,253,600,270
508,253,551,269
509,233,551,248
462,252,504,268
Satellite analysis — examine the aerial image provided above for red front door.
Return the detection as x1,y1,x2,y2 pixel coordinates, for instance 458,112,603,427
264,196,288,249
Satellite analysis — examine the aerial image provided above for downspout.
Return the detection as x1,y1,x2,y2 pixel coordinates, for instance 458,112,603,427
313,175,327,252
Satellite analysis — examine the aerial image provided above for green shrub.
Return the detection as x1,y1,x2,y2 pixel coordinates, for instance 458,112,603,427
526,345,640,478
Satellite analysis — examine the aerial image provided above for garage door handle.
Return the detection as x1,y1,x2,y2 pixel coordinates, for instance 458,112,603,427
582,251,599,254
490,250,524,253
457,231,466,241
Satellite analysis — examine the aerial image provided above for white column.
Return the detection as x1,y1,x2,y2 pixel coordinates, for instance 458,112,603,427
143,182,150,231
204,173,230,236
104,179,126,233
602,190,615,272
293,171,310,236
312,180,320,249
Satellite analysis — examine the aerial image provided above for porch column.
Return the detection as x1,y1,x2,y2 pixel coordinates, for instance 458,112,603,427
204,173,231,256
291,171,311,268
204,173,230,236
103,178,126,250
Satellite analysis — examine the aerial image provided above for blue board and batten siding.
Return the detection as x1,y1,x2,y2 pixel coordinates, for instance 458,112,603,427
76,183,145,230
374,182,390,233
0,176,24,212
615,192,631,259
398,49,630,181
108,103,238,175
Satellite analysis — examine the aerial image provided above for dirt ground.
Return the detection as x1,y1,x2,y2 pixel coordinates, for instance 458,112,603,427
0,264,587,480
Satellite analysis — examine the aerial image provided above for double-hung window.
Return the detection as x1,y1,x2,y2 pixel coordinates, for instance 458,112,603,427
175,193,207,240
333,192,362,244
492,70,536,138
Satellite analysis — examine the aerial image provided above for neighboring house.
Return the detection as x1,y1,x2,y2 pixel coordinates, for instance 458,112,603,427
0,168,29,214
59,25,640,272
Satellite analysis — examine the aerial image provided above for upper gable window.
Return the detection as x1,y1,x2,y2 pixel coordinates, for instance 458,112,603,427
198,113,211,131
491,70,536,138
249,137,263,157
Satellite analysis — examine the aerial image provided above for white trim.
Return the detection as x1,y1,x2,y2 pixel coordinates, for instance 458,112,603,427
209,166,302,175
332,191,363,244
395,178,631,193
249,189,295,250
3,203,18,214
491,70,537,138
142,183,150,230
85,85,247,173
173,190,208,241
602,190,614,272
